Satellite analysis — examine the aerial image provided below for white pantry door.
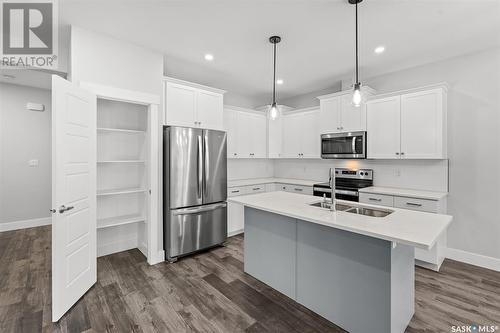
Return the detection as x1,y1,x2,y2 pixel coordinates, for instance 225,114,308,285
51,75,97,322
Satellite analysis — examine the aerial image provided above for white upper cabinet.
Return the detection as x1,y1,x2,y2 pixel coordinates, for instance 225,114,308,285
318,87,375,134
267,116,282,158
165,82,197,127
366,96,402,159
224,107,267,158
340,93,367,132
163,77,225,130
282,108,320,158
223,109,238,158
319,97,341,134
366,85,447,159
196,90,224,130
400,88,446,159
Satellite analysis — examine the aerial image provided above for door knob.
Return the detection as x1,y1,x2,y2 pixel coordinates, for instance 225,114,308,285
58,205,74,213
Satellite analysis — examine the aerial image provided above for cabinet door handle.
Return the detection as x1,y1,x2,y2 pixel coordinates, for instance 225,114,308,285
395,152,400,155
369,198,382,202
406,202,422,207
231,190,240,193
253,187,261,191
401,152,405,156
294,188,303,191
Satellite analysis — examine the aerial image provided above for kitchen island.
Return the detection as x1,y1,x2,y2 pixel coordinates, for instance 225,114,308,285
229,191,452,333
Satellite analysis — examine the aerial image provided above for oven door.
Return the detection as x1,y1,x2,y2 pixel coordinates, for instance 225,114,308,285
321,131,366,159
313,187,359,202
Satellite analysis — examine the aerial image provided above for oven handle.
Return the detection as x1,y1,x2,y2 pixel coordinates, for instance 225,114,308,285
313,188,359,197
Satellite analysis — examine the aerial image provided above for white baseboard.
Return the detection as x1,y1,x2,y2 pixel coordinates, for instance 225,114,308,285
446,247,500,272
148,250,165,265
0,217,51,232
97,237,138,257
228,229,244,237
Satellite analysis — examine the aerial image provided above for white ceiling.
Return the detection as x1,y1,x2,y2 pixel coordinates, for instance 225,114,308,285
60,0,500,104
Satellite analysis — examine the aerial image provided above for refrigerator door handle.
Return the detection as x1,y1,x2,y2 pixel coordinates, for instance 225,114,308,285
204,134,209,199
197,134,203,200
172,203,227,216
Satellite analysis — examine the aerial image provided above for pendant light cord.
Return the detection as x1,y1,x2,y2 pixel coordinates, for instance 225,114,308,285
273,41,277,105
355,1,359,85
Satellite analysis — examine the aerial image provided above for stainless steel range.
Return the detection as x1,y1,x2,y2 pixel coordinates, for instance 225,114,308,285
313,168,373,202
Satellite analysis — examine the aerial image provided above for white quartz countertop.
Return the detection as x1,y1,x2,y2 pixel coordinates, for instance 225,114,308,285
228,177,319,187
359,186,448,200
229,191,452,250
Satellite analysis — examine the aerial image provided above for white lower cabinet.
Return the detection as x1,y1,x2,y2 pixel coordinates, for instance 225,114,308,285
227,202,245,237
360,192,447,271
227,182,313,236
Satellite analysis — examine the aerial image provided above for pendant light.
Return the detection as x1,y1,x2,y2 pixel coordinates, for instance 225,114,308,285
350,0,363,107
269,35,281,120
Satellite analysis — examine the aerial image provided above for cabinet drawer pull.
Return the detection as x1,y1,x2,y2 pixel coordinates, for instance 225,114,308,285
252,187,261,191
406,202,422,207
231,190,240,193
369,198,382,202
294,188,303,191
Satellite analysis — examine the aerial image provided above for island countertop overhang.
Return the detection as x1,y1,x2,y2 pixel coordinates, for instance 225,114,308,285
228,191,452,250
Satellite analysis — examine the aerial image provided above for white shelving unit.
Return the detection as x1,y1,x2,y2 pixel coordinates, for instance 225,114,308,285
96,98,151,257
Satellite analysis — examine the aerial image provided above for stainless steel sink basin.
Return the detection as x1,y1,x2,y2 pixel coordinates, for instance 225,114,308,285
309,201,393,218
309,202,353,211
345,207,393,218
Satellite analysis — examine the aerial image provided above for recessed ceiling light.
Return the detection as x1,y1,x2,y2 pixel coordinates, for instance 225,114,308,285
2,74,15,79
204,54,214,61
276,79,284,85
374,46,385,54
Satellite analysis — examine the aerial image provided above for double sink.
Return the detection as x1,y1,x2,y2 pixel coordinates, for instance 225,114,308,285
309,201,393,218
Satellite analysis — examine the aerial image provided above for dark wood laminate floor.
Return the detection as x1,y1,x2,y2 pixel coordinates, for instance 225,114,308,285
1,226,499,333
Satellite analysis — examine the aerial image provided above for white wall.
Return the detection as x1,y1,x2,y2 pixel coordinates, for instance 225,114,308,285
0,83,51,224
357,48,500,262
275,48,500,262
70,26,164,96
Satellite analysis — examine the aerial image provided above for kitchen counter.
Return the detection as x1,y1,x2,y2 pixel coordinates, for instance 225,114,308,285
235,191,453,333
229,191,452,250
359,186,448,200
228,177,319,187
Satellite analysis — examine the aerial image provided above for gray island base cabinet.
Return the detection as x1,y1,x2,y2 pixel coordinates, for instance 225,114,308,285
244,207,415,333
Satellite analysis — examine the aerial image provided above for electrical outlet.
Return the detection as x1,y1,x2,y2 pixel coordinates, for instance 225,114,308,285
28,159,39,167
394,168,401,177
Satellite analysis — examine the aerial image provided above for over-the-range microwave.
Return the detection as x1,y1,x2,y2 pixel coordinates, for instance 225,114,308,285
321,131,367,159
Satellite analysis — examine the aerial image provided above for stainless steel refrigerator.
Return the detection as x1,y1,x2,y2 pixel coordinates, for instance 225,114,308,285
163,126,227,262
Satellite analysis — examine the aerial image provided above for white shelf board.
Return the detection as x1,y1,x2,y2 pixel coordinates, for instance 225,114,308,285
97,214,146,229
97,160,146,164
97,127,146,134
97,187,147,196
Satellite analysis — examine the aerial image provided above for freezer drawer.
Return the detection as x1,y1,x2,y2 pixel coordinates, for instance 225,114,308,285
167,202,227,259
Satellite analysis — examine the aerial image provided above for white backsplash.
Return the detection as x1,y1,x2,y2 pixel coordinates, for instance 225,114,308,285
273,159,449,192
228,158,448,192
228,159,274,180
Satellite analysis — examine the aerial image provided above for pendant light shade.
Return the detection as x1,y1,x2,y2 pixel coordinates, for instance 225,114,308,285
269,35,281,120
350,0,363,108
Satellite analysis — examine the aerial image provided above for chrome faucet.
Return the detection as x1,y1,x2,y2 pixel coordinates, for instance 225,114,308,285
329,168,336,211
